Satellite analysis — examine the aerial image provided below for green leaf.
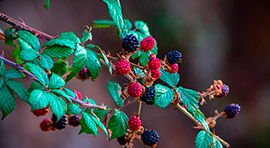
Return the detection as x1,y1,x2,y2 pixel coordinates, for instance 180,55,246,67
176,86,199,116
29,89,50,111
4,68,23,79
131,48,141,59
102,0,128,38
96,46,112,74
85,44,97,49
28,81,45,93
42,45,75,59
0,79,4,88
43,38,76,49
19,48,39,61
63,88,77,98
66,103,82,115
134,21,150,36
85,48,101,81
58,32,81,44
12,45,24,64
139,51,151,66
48,73,65,89
82,98,96,105
26,63,49,86
0,85,15,120
4,28,16,47
106,81,123,108
79,111,98,136
90,113,108,138
134,68,145,78
212,137,223,148
51,89,72,103
5,80,29,102
81,26,92,43
49,93,67,120
51,60,70,76
124,19,132,30
0,59,6,76
44,0,50,10
195,131,213,148
17,30,40,51
93,20,116,28
108,109,129,140
39,54,53,70
160,68,180,87
92,105,110,121
196,108,206,119
195,113,210,132
154,84,174,108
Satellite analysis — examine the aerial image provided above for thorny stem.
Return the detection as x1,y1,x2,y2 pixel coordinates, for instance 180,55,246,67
118,99,137,110
69,96,106,110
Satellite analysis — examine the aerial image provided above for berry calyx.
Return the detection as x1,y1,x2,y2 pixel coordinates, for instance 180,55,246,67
169,63,178,74
115,60,131,76
74,90,82,100
223,104,240,119
148,57,161,70
149,68,161,79
140,86,155,105
69,115,80,127
215,84,229,98
51,114,68,130
40,118,52,132
128,116,141,131
140,36,155,52
167,50,182,65
122,34,139,53
32,107,49,117
127,82,142,97
141,129,159,146
78,68,91,80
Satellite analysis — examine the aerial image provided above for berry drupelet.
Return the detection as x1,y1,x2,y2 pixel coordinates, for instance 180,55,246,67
128,116,141,131
140,36,155,52
148,57,161,70
51,114,68,130
215,84,229,98
141,129,159,146
122,34,139,53
127,82,142,97
115,60,131,76
69,115,80,127
169,63,178,74
140,86,155,105
149,68,161,79
223,104,240,119
166,50,182,65
78,67,90,80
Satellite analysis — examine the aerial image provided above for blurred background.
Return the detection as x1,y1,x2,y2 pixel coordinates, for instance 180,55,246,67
0,0,270,147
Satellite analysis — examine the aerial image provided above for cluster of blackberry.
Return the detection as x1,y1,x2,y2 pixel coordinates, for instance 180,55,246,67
51,114,68,130
140,86,155,105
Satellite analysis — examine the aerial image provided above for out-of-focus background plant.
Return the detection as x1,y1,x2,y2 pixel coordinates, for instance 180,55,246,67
0,0,269,147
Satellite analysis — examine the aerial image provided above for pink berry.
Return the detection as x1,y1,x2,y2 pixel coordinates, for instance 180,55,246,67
74,90,82,100
149,53,156,59
115,60,131,76
128,116,141,131
127,83,142,97
169,63,178,74
148,57,161,70
33,108,49,117
149,68,161,79
40,119,51,132
140,36,155,52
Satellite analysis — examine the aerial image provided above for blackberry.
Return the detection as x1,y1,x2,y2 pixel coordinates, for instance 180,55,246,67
78,67,90,80
140,86,155,105
40,119,51,132
117,136,127,145
51,114,68,130
215,84,229,98
141,129,159,146
122,34,139,53
224,104,240,119
69,115,80,127
32,108,49,117
166,50,182,65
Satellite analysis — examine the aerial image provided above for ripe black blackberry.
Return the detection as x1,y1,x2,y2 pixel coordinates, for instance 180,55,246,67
166,50,182,65
122,34,139,53
117,135,127,145
140,86,155,105
141,129,159,146
224,104,240,119
69,115,80,127
51,114,68,130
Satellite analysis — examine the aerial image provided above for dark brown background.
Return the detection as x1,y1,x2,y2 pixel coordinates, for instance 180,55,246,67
0,0,270,147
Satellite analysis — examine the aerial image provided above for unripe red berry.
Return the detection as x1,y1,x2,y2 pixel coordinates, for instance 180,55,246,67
169,63,178,74
148,57,161,70
149,68,161,79
127,83,142,97
128,116,141,131
140,36,155,52
115,60,131,76
74,90,82,100
149,53,156,59
78,68,91,80
32,108,49,117
40,118,51,132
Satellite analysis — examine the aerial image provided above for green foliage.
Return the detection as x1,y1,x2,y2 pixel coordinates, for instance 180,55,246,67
81,26,92,43
63,88,77,98
26,63,49,86
0,79,3,88
108,109,128,140
4,28,16,47
51,89,72,103
138,51,151,66
195,113,209,132
0,59,6,76
93,20,115,28
28,81,45,93
39,54,53,70
134,21,150,36
66,103,82,115
51,60,70,76
95,46,112,74
49,93,67,120
0,85,15,120
5,80,29,102
19,47,39,61
42,46,75,59
44,0,50,10
58,32,81,44
4,68,24,80
124,19,132,30
159,68,180,87
17,30,40,51
106,81,123,108
212,137,223,148
12,45,24,64
48,73,65,89
29,89,50,111
43,38,76,49
92,105,110,121
195,130,213,148
154,84,174,108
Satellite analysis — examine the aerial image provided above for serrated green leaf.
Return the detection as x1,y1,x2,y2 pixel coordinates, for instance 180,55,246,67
131,49,141,59
66,103,82,115
49,93,67,120
28,81,45,93
4,28,16,47
195,131,213,148
26,63,49,86
134,21,150,36
19,48,39,61
17,38,32,51
29,89,50,111
106,81,123,107
0,85,15,120
139,51,151,66
51,60,69,76
44,0,50,10
134,68,145,85
17,30,40,51
176,86,199,116
0,59,6,76
48,73,65,89
160,68,180,87
85,48,101,81
90,113,108,138
43,45,74,59
81,26,92,43
212,137,223,148
39,54,53,70
124,19,132,30
154,84,174,108
12,45,24,64
102,0,128,38
93,20,116,28
195,113,210,132
51,89,72,103
82,98,96,105
4,68,23,79
43,38,76,49
58,32,81,44
108,109,128,140
96,46,112,74
79,111,98,136
5,80,29,102
0,79,4,88
196,108,206,119
85,44,97,49
63,88,77,98
92,105,110,121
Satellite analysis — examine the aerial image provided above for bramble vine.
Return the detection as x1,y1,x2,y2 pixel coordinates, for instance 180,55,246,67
0,0,240,148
